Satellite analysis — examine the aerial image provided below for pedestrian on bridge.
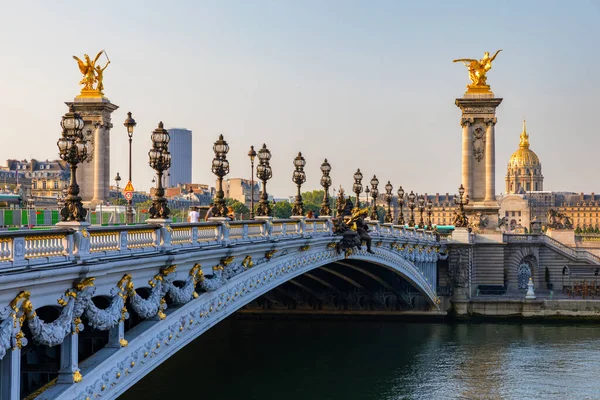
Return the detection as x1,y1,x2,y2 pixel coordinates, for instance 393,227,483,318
188,206,200,223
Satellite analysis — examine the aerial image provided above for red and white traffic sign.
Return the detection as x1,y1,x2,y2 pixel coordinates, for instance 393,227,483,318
124,191,133,201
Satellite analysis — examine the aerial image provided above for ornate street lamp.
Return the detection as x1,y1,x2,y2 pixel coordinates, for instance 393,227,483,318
426,199,433,230
123,112,137,224
319,159,332,217
248,145,257,219
417,194,425,228
57,105,89,222
211,134,230,218
369,175,379,220
397,186,405,226
384,181,393,223
353,169,363,208
454,184,470,227
336,186,346,216
256,144,273,217
407,190,416,227
115,172,121,202
147,122,171,219
291,152,306,217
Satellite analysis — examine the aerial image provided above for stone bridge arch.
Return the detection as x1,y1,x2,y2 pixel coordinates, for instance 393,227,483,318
42,244,438,400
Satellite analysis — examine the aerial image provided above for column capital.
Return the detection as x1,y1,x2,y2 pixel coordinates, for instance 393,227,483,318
484,117,497,126
460,117,474,127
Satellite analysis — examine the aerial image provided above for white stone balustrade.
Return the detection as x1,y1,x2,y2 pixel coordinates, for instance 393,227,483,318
0,219,442,272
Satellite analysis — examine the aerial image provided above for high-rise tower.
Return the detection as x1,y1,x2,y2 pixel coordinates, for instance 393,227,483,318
166,128,192,187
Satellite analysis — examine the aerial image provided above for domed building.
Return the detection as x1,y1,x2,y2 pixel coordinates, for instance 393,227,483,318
505,120,543,194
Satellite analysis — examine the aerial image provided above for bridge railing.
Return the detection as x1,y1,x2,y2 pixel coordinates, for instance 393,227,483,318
0,218,441,272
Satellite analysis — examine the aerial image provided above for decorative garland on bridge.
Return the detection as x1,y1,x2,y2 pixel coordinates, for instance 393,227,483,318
0,238,442,400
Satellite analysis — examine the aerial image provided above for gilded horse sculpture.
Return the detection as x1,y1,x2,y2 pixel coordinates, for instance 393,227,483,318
453,50,502,90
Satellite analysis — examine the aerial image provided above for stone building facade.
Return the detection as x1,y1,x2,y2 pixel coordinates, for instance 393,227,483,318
6,159,69,198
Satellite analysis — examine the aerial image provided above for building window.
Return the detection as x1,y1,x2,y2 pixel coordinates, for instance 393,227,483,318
512,211,516,217
33,181,37,189
42,181,47,189
518,211,522,217
54,181,59,189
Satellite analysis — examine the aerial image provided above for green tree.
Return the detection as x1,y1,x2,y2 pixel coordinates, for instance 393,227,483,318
299,190,335,216
225,198,250,218
273,201,292,219
111,197,128,206
376,206,386,223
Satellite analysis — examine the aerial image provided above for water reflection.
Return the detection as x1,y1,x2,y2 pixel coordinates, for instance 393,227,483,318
120,319,600,400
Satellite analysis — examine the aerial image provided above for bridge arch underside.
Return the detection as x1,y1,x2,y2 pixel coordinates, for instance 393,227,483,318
27,245,438,400
243,259,435,313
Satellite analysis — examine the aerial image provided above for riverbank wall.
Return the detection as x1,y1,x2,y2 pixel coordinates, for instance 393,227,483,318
452,298,600,319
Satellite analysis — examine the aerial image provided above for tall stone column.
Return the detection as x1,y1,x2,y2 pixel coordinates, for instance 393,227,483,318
484,117,497,203
455,94,502,231
68,98,118,207
92,123,104,204
461,118,474,198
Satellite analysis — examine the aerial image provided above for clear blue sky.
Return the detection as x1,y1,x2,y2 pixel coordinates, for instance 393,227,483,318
1,1,599,196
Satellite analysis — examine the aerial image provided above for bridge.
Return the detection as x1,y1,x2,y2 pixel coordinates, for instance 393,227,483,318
0,218,443,400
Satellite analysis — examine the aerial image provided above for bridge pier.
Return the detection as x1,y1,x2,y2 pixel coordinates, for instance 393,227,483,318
0,348,21,400
58,332,81,384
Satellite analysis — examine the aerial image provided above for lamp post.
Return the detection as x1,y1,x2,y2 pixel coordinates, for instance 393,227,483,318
454,184,470,227
248,145,257,219
397,186,405,226
353,169,363,209
384,181,393,223
211,134,230,218
336,186,346,217
417,194,425,228
407,190,416,227
115,172,121,202
426,199,433,230
319,159,332,217
255,144,273,217
291,152,306,217
123,112,136,224
369,175,379,220
147,122,171,219
57,105,89,222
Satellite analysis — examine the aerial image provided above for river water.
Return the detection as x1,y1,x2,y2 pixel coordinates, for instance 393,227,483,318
120,318,600,400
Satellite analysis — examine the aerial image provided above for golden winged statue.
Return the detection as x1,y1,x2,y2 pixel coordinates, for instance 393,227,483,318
453,50,502,92
73,50,110,96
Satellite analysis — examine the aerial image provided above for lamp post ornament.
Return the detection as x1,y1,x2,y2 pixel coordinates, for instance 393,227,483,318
123,111,136,224
319,159,332,217
384,181,393,223
353,169,363,209
57,105,89,222
407,190,416,227
369,175,379,220
426,199,433,230
417,194,426,228
454,184,470,228
147,122,171,219
248,145,257,219
255,144,273,217
397,186,405,226
291,152,306,217
336,186,346,217
211,134,230,218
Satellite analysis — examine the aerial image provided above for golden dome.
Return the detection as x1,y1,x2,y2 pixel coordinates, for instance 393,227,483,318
508,120,540,168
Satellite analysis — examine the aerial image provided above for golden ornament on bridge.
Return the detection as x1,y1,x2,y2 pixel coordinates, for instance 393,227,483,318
453,49,502,93
73,50,110,97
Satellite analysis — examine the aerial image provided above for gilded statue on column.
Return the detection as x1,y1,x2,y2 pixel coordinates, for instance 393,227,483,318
73,50,110,97
453,50,502,93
